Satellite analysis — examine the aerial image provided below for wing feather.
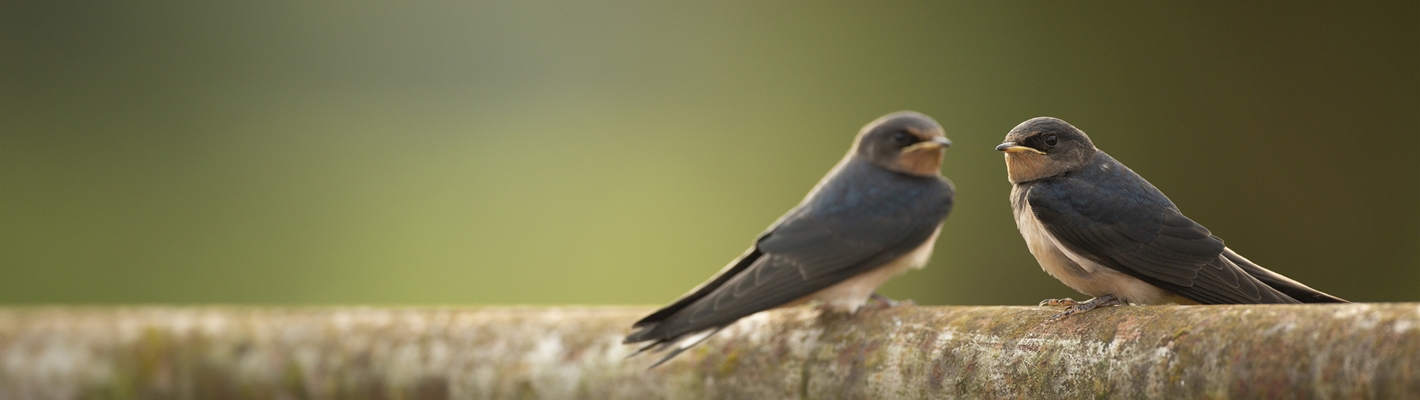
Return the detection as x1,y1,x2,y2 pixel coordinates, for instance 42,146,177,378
626,158,954,350
1027,155,1296,304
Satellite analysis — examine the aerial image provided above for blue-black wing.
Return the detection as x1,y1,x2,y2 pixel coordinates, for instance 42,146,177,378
626,159,953,361
1027,154,1296,304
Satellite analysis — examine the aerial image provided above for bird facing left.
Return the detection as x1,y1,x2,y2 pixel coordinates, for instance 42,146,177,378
624,111,956,367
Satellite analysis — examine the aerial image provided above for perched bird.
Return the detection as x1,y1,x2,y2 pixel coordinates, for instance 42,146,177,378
997,117,1345,318
626,111,955,366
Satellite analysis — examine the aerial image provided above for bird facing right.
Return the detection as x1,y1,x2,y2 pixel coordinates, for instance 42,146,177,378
997,117,1346,318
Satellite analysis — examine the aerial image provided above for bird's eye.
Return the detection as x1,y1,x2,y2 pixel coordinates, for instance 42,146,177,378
1043,134,1058,147
892,131,914,145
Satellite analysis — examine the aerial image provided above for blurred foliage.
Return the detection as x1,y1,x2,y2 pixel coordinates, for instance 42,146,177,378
2,1,1416,305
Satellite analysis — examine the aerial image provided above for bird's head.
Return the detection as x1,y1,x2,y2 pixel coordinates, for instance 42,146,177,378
996,117,1097,184
854,111,952,177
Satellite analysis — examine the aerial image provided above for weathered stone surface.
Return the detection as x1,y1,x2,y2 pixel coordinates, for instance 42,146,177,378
0,304,1416,399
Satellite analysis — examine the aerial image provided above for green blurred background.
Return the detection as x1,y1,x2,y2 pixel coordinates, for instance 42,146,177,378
2,2,1417,305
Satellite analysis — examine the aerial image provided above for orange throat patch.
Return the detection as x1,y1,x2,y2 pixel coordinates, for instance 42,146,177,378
895,149,944,177
1005,153,1052,183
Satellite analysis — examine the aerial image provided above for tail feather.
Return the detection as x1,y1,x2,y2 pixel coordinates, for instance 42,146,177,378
1223,248,1347,303
624,337,670,359
624,326,725,369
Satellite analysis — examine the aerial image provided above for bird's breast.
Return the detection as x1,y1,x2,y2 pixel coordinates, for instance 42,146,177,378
1011,185,1089,279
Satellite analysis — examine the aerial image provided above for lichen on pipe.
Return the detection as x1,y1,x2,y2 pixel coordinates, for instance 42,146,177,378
0,304,1417,399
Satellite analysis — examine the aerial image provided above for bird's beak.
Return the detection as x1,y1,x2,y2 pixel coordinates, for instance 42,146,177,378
902,137,953,153
996,142,1046,155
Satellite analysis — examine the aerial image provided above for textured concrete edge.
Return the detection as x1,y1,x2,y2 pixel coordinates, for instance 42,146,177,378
0,304,1416,400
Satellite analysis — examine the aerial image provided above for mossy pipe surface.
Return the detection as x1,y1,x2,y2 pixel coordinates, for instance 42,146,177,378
1,304,1417,399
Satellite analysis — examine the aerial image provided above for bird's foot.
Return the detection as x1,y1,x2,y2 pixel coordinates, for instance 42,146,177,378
863,292,916,311
1038,298,1078,307
1045,294,1121,319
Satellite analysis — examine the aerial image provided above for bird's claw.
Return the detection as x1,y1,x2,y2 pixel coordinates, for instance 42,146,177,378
1045,294,1121,320
1038,298,1077,307
864,293,915,311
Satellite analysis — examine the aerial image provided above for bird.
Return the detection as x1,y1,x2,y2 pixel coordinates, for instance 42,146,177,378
625,111,956,367
996,116,1346,318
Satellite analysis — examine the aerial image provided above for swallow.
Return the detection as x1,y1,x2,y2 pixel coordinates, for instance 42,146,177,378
997,117,1346,318
625,111,955,366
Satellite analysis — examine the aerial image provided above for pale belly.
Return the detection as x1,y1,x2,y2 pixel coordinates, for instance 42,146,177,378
795,225,943,313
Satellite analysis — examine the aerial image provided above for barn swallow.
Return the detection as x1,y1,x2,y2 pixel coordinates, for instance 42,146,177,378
998,117,1346,318
626,111,955,366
